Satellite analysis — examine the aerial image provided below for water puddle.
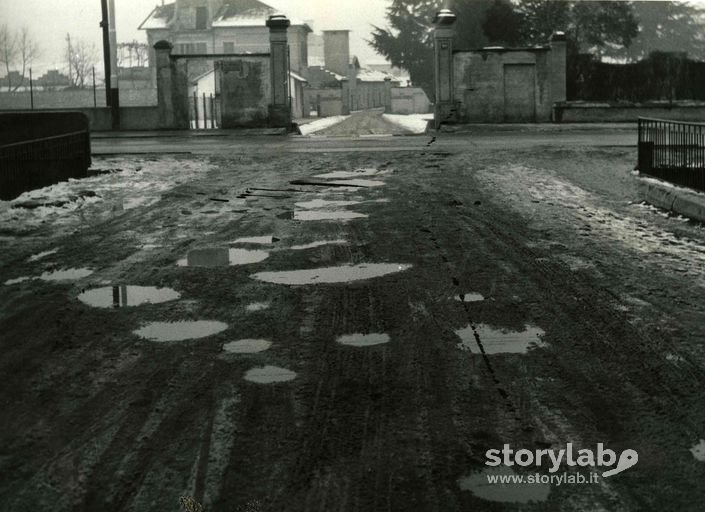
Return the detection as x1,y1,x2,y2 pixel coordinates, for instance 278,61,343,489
455,292,485,302
328,179,385,188
456,323,546,354
457,467,550,503
320,186,362,193
223,339,272,354
246,302,270,312
251,263,412,285
294,199,361,209
78,285,180,308
336,333,390,347
290,239,347,251
28,249,58,262
233,235,276,245
134,320,228,342
691,440,705,462
243,365,297,384
313,168,382,179
177,248,269,267
39,268,94,282
294,210,368,221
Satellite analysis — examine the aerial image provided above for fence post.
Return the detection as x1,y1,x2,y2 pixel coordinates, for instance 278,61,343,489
202,93,207,129
193,91,199,129
29,68,34,110
92,66,97,107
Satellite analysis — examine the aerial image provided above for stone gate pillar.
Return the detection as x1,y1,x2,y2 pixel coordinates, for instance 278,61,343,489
267,14,291,128
154,40,175,129
384,77,393,113
433,9,457,125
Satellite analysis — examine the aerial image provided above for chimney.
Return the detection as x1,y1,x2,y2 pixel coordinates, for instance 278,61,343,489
323,30,350,77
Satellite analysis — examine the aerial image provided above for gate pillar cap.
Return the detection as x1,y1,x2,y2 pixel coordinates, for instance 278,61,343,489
266,14,290,29
551,31,567,42
433,9,457,26
153,40,173,50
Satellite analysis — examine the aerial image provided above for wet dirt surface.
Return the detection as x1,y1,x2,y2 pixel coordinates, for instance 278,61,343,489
2,128,705,511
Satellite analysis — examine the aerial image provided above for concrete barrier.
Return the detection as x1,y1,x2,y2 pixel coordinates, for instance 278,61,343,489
637,175,705,222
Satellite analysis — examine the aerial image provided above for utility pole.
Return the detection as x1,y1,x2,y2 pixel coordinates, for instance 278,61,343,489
108,0,120,129
100,0,111,105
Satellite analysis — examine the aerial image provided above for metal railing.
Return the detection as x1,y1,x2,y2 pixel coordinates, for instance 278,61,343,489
638,117,705,191
189,92,220,130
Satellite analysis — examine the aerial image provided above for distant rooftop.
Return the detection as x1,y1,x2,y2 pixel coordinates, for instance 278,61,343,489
139,0,310,31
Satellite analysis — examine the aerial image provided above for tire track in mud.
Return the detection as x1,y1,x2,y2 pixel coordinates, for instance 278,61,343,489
425,226,522,421
426,156,705,508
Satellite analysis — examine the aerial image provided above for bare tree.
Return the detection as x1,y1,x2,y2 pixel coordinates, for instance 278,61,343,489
0,25,16,90
65,33,98,88
117,41,149,68
0,25,40,91
0,25,38,91
13,28,39,91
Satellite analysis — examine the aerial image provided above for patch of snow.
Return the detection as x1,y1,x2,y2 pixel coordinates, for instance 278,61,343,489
27,249,58,262
0,157,211,231
478,164,705,283
299,115,350,135
382,113,433,134
639,175,705,197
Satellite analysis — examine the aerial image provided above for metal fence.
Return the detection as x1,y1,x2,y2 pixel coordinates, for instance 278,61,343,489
0,129,91,200
638,117,705,191
189,92,220,130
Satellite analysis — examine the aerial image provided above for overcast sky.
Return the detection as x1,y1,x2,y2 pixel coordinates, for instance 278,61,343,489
0,0,392,73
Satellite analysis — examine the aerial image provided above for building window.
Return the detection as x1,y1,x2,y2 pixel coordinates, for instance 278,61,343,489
223,42,234,53
176,42,207,55
196,6,208,30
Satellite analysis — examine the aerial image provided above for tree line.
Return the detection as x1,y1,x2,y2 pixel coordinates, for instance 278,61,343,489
1,24,149,90
369,0,705,98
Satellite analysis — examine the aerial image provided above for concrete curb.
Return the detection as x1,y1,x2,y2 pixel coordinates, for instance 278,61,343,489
637,175,705,222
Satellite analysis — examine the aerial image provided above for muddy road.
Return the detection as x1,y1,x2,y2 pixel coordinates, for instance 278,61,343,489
1,128,705,511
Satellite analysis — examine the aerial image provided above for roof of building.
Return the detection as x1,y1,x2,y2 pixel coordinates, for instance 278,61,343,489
356,68,399,83
140,0,310,31
139,3,175,30
213,0,310,29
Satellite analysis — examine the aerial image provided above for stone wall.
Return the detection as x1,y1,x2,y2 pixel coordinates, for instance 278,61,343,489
0,89,157,110
432,10,567,124
453,48,554,123
554,102,705,123
390,87,431,114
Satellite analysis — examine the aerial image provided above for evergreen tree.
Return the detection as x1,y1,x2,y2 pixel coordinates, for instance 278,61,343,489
626,1,705,61
369,0,441,98
482,0,523,47
571,1,638,57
